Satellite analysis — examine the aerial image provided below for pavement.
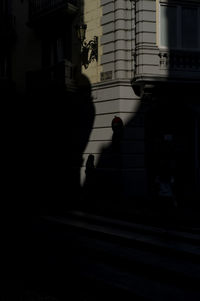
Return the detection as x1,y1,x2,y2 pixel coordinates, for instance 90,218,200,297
76,199,200,228
29,208,200,301
2,202,199,301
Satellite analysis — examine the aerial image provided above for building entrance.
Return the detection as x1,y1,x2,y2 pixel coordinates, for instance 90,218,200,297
146,102,195,207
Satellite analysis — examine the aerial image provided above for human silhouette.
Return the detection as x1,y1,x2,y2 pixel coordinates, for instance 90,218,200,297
155,162,178,209
83,154,96,203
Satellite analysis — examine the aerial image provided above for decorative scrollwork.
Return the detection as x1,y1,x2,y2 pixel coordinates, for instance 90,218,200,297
81,36,98,69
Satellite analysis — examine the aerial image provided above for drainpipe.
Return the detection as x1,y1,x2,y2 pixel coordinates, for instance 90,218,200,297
129,0,137,78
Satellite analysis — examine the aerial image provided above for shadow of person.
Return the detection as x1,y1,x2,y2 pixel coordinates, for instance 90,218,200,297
10,72,95,216
72,73,95,208
111,115,124,152
83,116,124,212
82,154,96,207
2,74,95,298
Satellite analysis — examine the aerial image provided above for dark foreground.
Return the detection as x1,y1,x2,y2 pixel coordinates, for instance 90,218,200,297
2,205,200,301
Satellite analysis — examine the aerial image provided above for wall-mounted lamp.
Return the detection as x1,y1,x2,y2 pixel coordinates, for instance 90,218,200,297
76,23,98,69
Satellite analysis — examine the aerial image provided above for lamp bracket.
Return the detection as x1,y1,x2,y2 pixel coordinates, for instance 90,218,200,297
81,36,98,69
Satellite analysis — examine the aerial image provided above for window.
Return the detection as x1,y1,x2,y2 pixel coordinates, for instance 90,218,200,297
160,5,177,48
160,4,200,50
42,23,72,68
182,8,198,49
42,36,67,67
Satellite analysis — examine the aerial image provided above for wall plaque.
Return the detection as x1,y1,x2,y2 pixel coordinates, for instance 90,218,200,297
100,71,112,81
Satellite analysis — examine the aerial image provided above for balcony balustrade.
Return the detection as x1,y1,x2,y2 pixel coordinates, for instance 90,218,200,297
133,49,200,99
159,50,200,72
29,0,77,22
27,60,76,92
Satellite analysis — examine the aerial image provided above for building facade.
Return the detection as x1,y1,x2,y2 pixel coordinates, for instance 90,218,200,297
80,0,200,206
1,0,199,210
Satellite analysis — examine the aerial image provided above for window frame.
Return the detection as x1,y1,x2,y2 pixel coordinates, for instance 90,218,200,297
159,2,200,51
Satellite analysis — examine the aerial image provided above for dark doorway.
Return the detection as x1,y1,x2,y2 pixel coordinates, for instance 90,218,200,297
146,101,195,206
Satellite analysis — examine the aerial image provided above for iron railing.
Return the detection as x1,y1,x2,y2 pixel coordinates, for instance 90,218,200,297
29,0,77,17
27,60,76,91
159,50,200,71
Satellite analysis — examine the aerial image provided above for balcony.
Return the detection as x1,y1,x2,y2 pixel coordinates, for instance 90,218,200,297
159,50,200,76
132,48,200,100
28,0,78,26
26,60,76,93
